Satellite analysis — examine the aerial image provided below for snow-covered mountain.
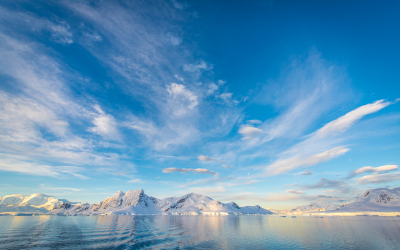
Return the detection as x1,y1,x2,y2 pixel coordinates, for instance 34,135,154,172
332,188,400,212
49,189,273,216
0,193,71,214
288,201,340,215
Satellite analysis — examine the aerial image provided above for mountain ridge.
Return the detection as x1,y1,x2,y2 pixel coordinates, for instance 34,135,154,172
2,187,400,216
50,189,273,216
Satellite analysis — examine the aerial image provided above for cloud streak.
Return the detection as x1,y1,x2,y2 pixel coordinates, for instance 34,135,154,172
162,167,219,175
346,165,398,179
358,172,400,184
265,146,349,176
286,190,305,194
198,155,220,162
313,100,392,139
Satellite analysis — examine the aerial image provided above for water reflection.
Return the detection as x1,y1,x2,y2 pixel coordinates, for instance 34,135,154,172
0,215,400,249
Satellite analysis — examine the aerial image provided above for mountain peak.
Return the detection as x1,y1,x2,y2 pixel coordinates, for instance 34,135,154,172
113,191,125,198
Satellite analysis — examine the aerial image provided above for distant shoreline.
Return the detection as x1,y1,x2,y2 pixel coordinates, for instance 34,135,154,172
2,212,400,217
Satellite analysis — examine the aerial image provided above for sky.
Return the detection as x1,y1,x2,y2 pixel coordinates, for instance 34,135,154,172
0,0,399,210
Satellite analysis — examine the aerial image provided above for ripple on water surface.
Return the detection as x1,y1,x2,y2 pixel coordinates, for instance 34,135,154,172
1,215,400,249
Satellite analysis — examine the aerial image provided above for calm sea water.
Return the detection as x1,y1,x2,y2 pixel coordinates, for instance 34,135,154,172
1,215,400,249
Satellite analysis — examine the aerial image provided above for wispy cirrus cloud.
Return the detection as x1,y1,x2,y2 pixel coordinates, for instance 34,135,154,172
0,157,87,179
286,190,305,194
183,61,211,72
297,170,313,176
163,167,219,175
301,178,346,190
0,7,141,179
179,175,235,188
312,100,392,139
260,98,393,177
346,165,398,179
128,179,143,183
264,146,349,176
198,155,220,162
59,0,241,155
89,105,121,141
358,172,400,185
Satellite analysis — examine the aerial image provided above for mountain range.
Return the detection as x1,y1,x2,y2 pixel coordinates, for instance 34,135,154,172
0,193,72,214
1,187,400,216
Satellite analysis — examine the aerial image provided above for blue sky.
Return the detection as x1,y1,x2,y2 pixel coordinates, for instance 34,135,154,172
0,0,399,209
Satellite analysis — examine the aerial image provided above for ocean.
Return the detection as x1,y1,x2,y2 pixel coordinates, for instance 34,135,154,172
1,215,399,249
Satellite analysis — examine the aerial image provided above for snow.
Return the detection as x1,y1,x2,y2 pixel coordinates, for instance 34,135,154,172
271,188,400,216
0,193,73,214
50,190,274,216
7,187,400,217
319,188,400,213
288,201,340,215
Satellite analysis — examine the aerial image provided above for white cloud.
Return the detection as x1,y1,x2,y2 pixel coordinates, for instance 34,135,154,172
297,170,313,175
220,93,233,102
238,125,263,140
167,83,199,116
207,83,219,95
259,99,392,177
167,33,182,46
347,165,398,179
171,0,186,10
314,100,392,139
162,167,218,175
0,159,59,177
358,172,400,184
0,157,87,179
128,179,142,183
286,190,305,194
217,80,226,85
246,119,262,124
61,1,242,154
244,180,262,185
174,74,184,82
183,61,210,72
179,175,235,187
50,22,73,45
0,7,74,45
249,51,353,144
0,28,137,178
89,105,121,141
265,146,349,176
198,155,219,162
83,32,102,42
222,164,234,168
0,92,70,142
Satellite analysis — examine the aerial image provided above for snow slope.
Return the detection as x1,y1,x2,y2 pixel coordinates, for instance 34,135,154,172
328,188,400,213
50,189,274,216
0,193,71,214
288,201,340,215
